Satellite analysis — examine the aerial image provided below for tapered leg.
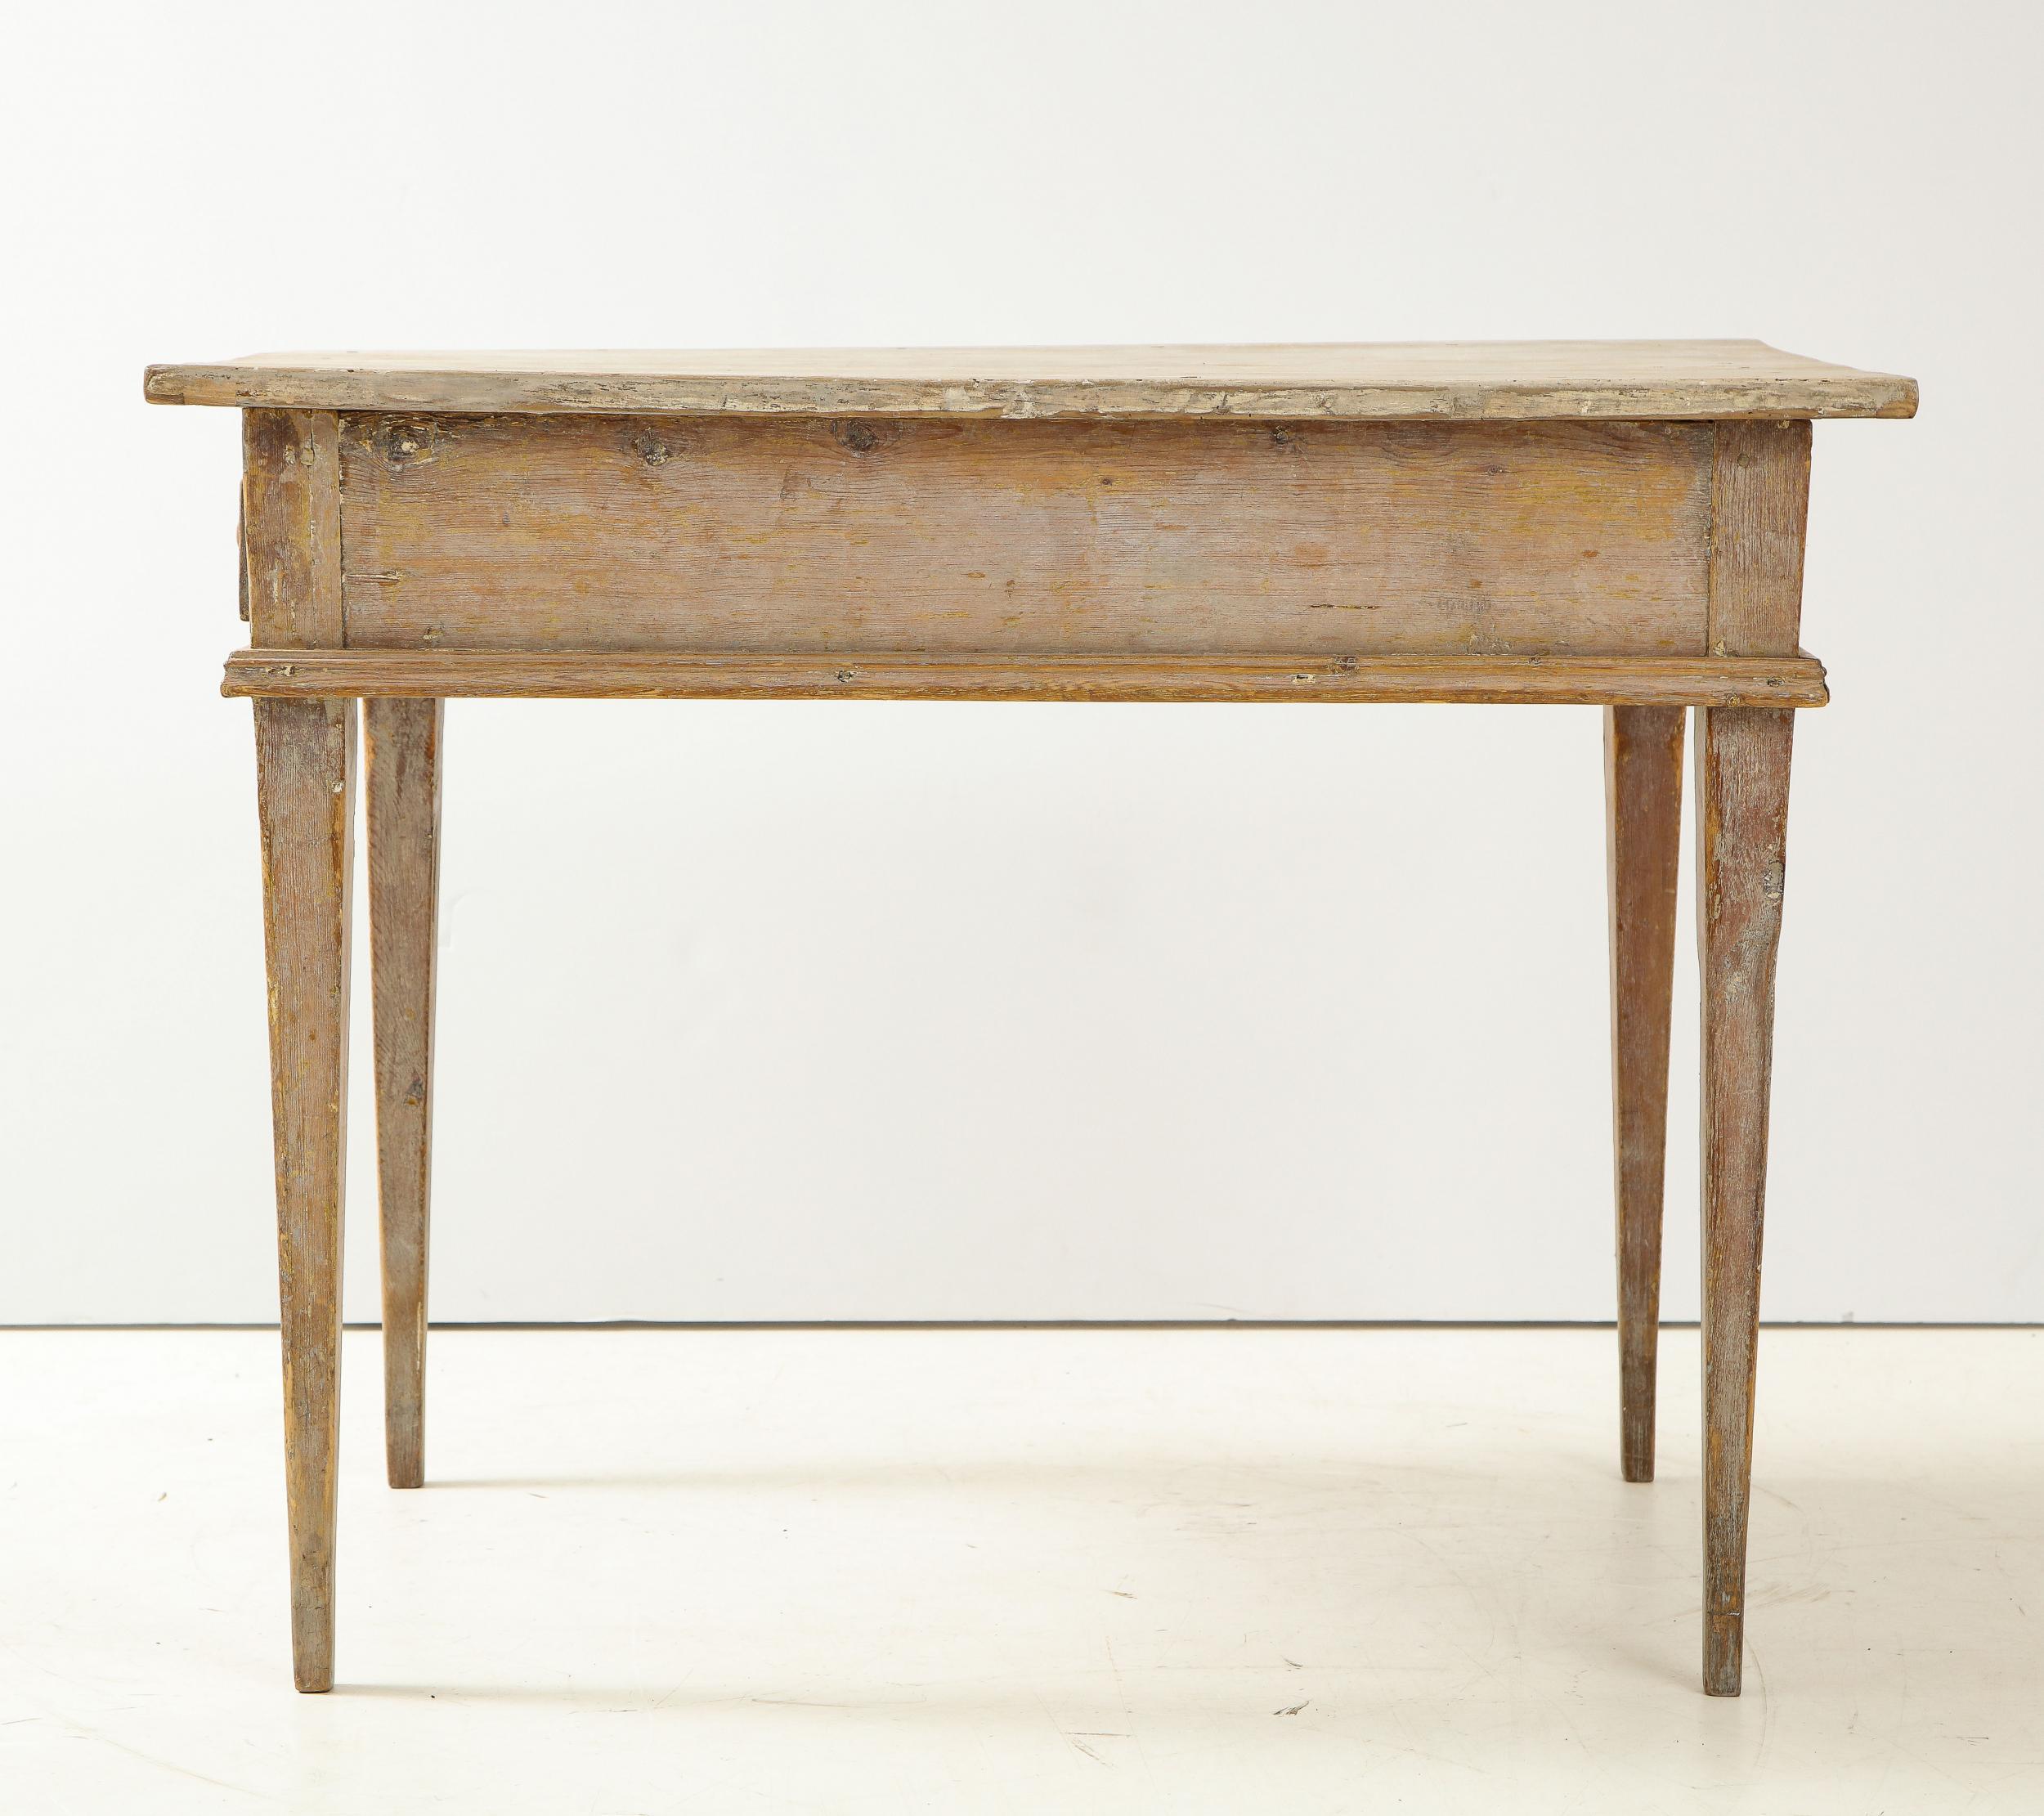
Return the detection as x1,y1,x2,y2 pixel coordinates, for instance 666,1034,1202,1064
254,697,356,1694
1605,706,1684,1482
1695,705,1794,1697
365,698,444,1491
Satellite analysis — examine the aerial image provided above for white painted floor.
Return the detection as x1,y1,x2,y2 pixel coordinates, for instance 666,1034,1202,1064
2,1327,2041,1812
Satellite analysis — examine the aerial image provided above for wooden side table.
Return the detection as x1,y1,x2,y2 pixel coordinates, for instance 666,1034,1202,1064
145,342,1916,1696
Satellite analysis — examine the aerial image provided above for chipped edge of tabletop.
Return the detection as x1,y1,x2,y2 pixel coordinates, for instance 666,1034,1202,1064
140,361,1920,422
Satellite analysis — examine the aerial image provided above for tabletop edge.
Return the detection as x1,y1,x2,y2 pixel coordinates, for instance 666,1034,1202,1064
142,348,1920,422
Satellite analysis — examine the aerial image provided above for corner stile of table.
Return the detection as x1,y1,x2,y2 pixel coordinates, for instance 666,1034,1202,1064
242,407,352,1693
1692,418,1810,1695
155,343,1912,1698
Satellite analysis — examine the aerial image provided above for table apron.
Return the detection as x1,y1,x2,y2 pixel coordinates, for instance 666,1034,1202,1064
236,410,1815,694
314,413,1728,659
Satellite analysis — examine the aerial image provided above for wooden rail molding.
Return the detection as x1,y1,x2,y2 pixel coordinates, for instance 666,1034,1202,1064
222,649,1831,706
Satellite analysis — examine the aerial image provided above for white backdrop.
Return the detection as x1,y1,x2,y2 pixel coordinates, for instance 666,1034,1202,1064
2,2,2037,1324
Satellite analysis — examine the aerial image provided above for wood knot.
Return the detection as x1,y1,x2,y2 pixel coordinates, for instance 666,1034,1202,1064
374,419,441,469
833,421,881,454
631,431,675,467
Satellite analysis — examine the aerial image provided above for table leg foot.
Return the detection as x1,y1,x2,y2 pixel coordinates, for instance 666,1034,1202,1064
254,697,356,1693
1695,704,1793,1697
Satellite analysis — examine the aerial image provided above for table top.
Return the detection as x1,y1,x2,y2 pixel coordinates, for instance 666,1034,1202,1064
144,340,1916,422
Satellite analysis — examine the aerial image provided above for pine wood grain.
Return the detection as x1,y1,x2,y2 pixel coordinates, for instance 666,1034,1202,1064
365,698,442,1492
1696,705,1794,1697
334,415,1714,659
253,697,356,1694
242,410,343,648
1710,422,1813,657
221,648,1831,706
146,341,1919,420
1605,705,1685,1484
